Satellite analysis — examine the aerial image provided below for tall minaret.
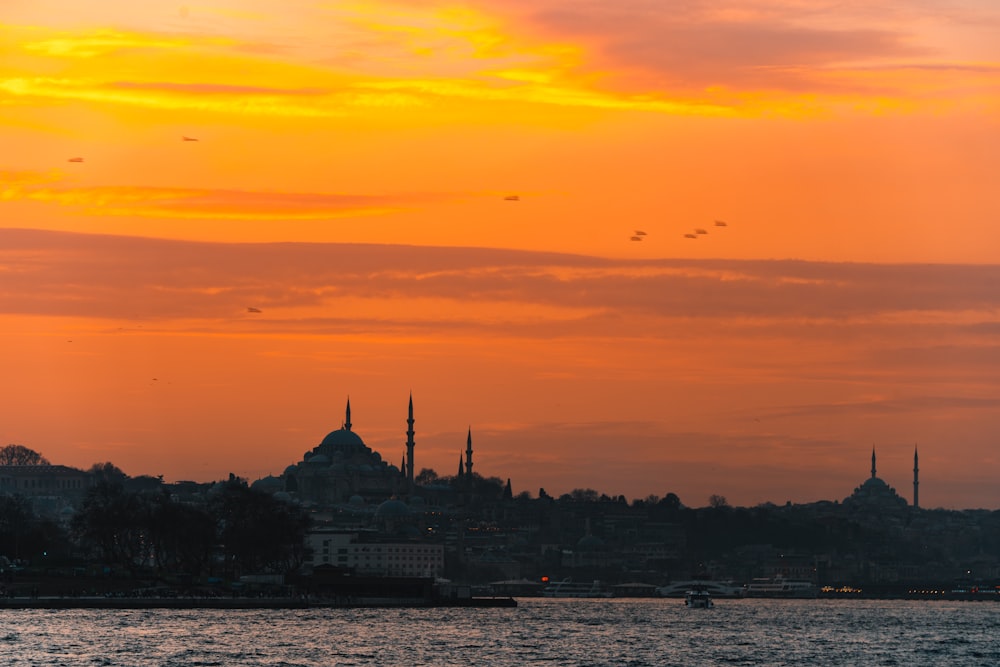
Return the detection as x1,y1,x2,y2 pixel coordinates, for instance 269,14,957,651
871,446,877,478
406,393,415,491
344,397,352,432
913,445,920,508
464,427,474,478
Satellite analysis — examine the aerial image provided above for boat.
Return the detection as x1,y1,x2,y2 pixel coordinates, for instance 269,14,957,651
656,580,744,598
685,585,714,609
745,576,817,598
542,579,613,598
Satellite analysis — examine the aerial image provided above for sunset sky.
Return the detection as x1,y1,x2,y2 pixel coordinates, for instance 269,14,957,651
2,0,999,509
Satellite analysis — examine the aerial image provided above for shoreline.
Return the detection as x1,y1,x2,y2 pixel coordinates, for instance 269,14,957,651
0,595,517,610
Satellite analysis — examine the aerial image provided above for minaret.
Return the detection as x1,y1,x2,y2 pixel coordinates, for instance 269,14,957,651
344,397,352,432
871,446,877,478
457,455,464,479
913,445,920,508
464,426,474,478
406,393,415,491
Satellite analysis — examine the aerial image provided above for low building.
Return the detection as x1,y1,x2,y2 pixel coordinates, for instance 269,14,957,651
307,530,444,578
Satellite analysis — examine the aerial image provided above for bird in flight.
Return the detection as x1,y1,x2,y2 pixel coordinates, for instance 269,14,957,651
182,136,199,142
630,236,643,242
714,220,728,227
247,307,262,313
634,230,647,236
67,157,84,163
503,195,520,201
684,233,698,239
694,228,708,235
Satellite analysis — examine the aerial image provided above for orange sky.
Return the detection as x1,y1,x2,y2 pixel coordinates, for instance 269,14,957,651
2,1,999,508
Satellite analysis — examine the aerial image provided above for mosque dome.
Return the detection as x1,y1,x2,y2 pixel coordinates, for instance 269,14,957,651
349,494,365,507
320,428,366,452
307,454,330,465
375,498,411,518
845,476,907,510
284,464,299,475
843,449,909,511
860,477,890,492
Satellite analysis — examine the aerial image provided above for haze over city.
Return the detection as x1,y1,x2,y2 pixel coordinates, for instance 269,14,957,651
2,0,999,509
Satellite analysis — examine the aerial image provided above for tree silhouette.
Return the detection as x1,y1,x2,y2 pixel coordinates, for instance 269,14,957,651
71,481,153,571
147,494,215,575
0,495,66,561
415,468,439,485
210,479,311,578
87,462,128,484
0,444,50,466
709,494,729,509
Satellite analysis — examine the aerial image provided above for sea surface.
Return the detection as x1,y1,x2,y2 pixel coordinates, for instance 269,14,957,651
2,598,998,666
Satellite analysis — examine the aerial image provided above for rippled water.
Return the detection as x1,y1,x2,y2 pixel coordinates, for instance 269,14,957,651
2,598,999,666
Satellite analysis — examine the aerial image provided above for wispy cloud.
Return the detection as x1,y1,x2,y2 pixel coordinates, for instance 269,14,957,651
3,228,999,328
0,172,457,220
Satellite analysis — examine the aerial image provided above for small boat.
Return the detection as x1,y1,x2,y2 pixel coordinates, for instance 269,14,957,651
685,586,713,609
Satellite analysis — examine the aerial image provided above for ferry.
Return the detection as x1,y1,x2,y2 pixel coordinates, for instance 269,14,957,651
657,580,745,598
542,579,613,598
745,577,817,598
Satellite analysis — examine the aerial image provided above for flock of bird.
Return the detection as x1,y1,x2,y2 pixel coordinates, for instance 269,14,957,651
632,219,729,243
502,195,732,246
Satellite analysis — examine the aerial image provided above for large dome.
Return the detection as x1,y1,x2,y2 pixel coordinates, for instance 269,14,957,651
320,428,366,452
860,477,889,492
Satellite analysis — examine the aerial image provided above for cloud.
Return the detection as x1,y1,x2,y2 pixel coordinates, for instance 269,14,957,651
3,228,1000,329
457,0,999,107
7,4,980,123
0,173,456,220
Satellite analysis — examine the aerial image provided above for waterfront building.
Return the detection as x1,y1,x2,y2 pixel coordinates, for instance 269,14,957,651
306,528,444,577
0,464,94,516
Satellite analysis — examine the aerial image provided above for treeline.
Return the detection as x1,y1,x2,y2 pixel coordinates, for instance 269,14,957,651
0,476,310,581
71,477,310,579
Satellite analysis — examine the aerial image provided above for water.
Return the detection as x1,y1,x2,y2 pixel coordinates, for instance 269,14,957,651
2,598,998,666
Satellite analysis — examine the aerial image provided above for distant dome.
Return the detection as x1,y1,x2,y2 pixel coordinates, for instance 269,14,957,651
845,475,907,510
349,494,365,507
308,454,330,465
284,464,299,475
273,491,292,503
375,498,411,518
251,476,283,492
